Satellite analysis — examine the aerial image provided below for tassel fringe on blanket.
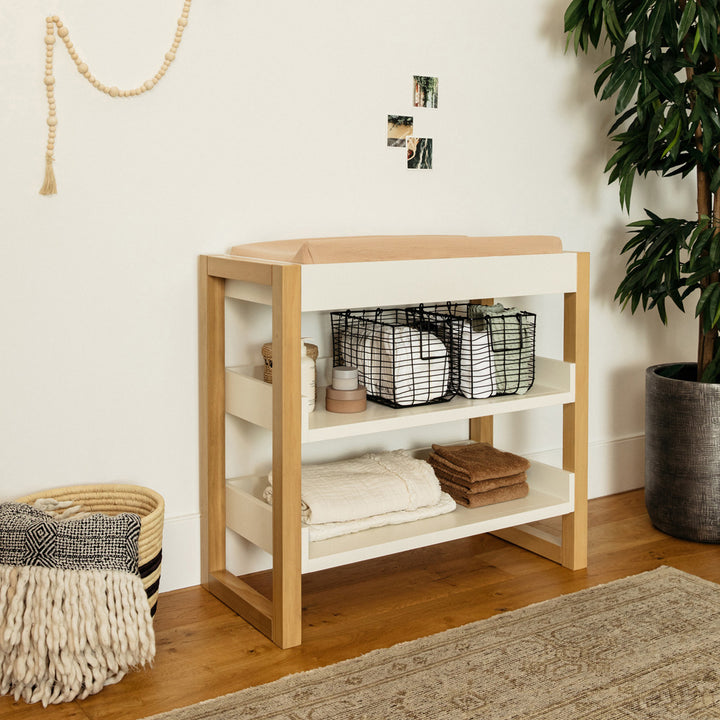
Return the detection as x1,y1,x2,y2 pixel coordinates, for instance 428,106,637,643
0,566,154,705
0,502,155,705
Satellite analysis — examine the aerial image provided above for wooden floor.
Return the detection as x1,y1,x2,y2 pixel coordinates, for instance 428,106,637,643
2,488,720,720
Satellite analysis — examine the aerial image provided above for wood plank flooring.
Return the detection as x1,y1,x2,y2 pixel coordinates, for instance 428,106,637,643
2,489,719,720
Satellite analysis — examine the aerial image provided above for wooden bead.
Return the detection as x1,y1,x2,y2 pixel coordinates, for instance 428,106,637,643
78,62,88,73
109,86,119,97
57,27,68,38
52,15,59,22
45,34,56,44
47,116,57,126
44,75,55,85
144,79,154,90
178,17,188,26
165,51,175,61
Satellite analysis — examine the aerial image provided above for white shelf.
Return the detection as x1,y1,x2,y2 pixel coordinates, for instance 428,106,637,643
226,356,574,442
226,457,573,574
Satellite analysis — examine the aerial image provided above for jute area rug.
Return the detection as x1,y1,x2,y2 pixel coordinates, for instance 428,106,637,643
142,567,720,719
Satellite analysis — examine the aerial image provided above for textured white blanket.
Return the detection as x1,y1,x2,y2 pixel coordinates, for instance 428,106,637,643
305,493,456,541
263,449,450,526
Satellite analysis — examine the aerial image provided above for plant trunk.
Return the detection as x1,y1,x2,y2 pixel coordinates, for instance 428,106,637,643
694,60,719,380
696,168,715,380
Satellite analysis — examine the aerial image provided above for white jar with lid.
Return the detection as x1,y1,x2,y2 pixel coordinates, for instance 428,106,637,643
332,366,358,391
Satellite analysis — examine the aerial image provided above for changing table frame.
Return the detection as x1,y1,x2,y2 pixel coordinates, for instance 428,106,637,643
199,246,589,648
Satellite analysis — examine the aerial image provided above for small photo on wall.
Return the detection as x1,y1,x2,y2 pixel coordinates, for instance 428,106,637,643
407,137,433,169
387,115,414,147
413,76,438,108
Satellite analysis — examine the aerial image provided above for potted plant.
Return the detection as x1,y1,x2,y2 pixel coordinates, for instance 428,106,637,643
565,0,720,542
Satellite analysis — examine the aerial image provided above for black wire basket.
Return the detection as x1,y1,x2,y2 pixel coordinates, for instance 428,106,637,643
330,308,459,408
406,303,536,399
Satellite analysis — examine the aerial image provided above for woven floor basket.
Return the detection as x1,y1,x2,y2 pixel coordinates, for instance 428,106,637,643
16,484,164,616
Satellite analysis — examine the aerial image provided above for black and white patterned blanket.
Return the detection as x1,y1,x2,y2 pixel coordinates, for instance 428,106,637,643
0,502,141,574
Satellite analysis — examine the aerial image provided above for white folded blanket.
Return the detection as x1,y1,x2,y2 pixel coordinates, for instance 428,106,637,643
263,449,445,525
338,325,450,406
458,326,494,398
304,492,456,541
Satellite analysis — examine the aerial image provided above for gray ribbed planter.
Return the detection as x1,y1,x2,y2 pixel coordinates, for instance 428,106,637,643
645,364,720,543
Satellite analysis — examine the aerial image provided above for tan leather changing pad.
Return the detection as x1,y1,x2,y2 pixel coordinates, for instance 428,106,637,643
229,235,562,264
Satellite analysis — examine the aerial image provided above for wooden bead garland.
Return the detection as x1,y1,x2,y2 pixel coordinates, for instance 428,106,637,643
40,0,192,195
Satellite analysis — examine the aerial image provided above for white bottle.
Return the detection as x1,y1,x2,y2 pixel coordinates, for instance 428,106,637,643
300,338,316,412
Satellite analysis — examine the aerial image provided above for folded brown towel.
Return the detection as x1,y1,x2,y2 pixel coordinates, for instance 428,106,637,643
436,472,527,496
430,442,530,484
428,454,527,490
442,480,529,508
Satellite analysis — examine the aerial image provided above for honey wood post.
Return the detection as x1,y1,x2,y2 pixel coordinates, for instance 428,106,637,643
561,252,590,569
271,263,303,648
198,256,227,586
200,256,277,641
469,299,495,444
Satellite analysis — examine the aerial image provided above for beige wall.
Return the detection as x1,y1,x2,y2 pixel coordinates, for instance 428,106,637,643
0,0,697,588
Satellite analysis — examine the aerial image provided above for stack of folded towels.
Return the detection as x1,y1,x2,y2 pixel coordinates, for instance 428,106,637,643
427,442,530,508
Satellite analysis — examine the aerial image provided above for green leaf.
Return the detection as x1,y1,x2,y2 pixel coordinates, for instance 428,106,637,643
564,0,588,31
700,346,720,382
602,0,625,42
601,60,635,102
693,24,701,53
711,165,720,194
694,74,714,98
695,283,718,319
646,1,666,43
678,0,697,45
661,118,683,158
594,60,616,97
616,68,641,113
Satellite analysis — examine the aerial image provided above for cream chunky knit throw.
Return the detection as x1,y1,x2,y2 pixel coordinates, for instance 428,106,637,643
0,502,155,705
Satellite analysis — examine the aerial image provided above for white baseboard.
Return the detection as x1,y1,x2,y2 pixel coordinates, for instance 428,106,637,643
159,513,201,593
163,435,646,591
525,434,645,499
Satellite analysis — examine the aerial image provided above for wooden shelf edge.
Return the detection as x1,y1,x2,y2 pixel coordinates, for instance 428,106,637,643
491,525,563,564
207,570,273,639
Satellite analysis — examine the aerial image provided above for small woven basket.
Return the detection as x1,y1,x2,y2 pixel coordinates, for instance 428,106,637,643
16,483,165,616
262,341,318,384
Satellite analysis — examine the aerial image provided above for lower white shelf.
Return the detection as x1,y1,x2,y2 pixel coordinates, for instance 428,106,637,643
226,458,573,574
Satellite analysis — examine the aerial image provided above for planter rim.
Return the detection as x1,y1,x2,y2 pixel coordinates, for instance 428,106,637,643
647,362,720,389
